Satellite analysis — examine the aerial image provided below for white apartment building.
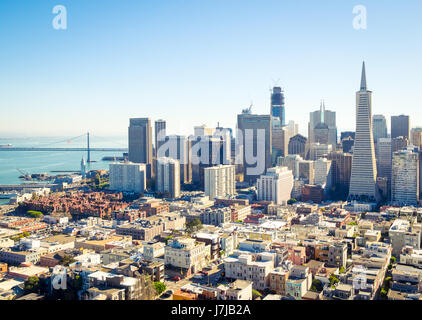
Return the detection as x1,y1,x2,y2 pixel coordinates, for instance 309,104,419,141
389,219,422,256
399,246,422,268
257,166,293,205
223,253,274,290
204,165,236,200
155,157,181,199
164,238,211,274
0,238,14,249
109,162,146,194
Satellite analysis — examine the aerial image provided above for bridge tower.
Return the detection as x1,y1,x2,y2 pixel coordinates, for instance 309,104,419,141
87,132,91,163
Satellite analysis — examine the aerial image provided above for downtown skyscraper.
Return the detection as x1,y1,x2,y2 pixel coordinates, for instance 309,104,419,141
372,114,388,143
308,101,337,147
154,119,166,157
391,115,410,140
128,118,153,180
270,87,285,126
348,62,378,202
237,110,272,184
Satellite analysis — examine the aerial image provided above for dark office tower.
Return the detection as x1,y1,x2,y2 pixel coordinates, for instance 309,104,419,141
392,136,409,153
190,136,224,187
288,134,307,158
348,62,378,202
340,132,355,153
271,87,285,126
372,115,388,143
237,110,272,184
128,118,153,180
341,136,354,153
272,125,289,163
327,151,353,200
155,119,166,157
376,138,392,200
391,115,410,140
340,131,355,141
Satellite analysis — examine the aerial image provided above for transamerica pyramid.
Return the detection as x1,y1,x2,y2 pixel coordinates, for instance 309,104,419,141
348,62,379,202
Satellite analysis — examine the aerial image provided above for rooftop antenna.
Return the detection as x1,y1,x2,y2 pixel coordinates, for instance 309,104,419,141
271,78,281,87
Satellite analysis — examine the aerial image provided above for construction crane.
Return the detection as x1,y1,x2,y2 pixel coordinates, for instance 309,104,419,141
16,168,31,180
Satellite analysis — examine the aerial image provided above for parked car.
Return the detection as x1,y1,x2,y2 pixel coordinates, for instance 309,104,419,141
200,270,209,275
171,276,181,281
161,290,174,298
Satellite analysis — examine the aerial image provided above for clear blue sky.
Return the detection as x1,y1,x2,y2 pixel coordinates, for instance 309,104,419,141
1,0,422,138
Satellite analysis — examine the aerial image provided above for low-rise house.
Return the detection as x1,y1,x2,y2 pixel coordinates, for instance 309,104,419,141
327,242,348,268
8,264,49,280
269,266,290,295
217,280,252,300
143,242,165,261
86,287,126,300
285,265,312,300
323,283,354,300
390,268,422,294
288,246,307,265
305,260,325,277
0,249,40,265
400,246,422,268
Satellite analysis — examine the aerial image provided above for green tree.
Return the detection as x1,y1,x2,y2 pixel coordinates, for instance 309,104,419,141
287,198,297,205
380,288,388,298
27,210,44,218
339,266,346,274
24,276,40,294
94,174,101,186
164,236,173,245
154,282,166,295
310,279,323,292
60,255,76,267
73,275,83,291
390,256,396,264
252,289,262,299
185,218,203,234
329,274,340,286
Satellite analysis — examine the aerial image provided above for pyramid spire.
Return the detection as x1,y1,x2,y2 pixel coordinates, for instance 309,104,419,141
360,61,367,91
320,100,325,124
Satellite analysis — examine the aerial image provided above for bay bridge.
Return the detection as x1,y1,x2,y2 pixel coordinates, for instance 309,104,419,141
0,132,128,162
